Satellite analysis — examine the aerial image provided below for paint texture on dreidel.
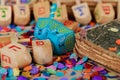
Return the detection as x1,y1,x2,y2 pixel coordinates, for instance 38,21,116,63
0,6,11,26
72,0,92,25
32,40,53,64
50,0,68,23
34,18,75,55
34,18,63,40
13,4,30,25
33,0,50,21
94,3,115,24
1,43,32,68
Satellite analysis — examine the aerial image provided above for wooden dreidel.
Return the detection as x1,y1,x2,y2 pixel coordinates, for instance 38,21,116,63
0,0,12,26
13,1,30,25
72,0,92,25
64,20,80,33
117,0,120,19
33,0,50,21
32,40,53,64
50,0,68,23
94,1,115,24
1,43,32,68
0,32,18,48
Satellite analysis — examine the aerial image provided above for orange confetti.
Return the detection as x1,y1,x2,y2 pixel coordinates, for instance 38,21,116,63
108,47,117,52
116,39,120,45
89,22,95,27
24,65,32,71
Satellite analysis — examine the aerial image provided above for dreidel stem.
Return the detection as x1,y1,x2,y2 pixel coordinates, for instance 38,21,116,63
55,0,61,7
75,0,81,5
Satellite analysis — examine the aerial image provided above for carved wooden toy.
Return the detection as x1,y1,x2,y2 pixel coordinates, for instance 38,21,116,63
1,43,32,68
13,0,30,25
50,0,68,23
72,0,92,25
117,0,120,19
94,1,115,24
33,0,50,21
0,0,12,26
0,32,18,48
64,20,80,33
34,18,75,55
32,40,53,64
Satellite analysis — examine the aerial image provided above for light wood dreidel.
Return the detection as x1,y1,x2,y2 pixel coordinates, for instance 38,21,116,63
1,43,32,68
51,0,68,23
94,1,115,24
0,32,18,48
32,39,53,65
13,1,30,25
117,0,120,19
33,0,50,21
72,0,92,25
0,0,12,26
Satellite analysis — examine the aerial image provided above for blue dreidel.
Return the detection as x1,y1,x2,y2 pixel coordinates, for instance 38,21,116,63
34,18,63,39
47,26,75,55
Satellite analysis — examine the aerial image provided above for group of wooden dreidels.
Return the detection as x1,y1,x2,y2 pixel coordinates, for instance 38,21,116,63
0,0,120,26
0,32,53,68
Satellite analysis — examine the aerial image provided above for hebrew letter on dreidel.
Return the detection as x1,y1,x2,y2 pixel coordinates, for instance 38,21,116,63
102,6,110,14
75,6,84,16
0,8,7,18
19,6,26,15
9,45,21,51
2,54,11,64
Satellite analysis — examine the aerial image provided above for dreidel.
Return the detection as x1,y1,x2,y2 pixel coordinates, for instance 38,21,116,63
0,0,12,26
94,1,115,24
13,0,30,25
117,0,120,19
0,32,18,48
72,0,92,25
32,40,53,64
50,0,68,23
33,0,50,21
1,43,32,68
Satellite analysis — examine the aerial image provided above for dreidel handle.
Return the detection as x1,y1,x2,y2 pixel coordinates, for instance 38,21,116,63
75,0,81,5
55,0,61,7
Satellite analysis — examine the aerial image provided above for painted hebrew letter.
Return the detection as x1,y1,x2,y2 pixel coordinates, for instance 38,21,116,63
0,8,7,18
9,45,21,51
2,54,11,64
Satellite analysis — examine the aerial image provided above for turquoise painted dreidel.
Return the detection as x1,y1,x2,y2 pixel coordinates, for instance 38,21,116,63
0,0,12,26
50,0,68,23
72,0,92,25
33,0,50,21
34,18,63,40
94,0,115,24
47,25,75,55
1,43,32,68
13,0,30,25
